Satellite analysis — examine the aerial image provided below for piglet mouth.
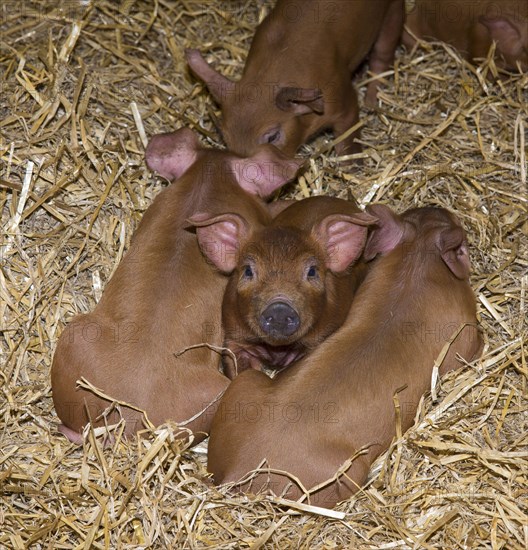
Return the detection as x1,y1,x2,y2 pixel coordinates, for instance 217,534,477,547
258,300,300,342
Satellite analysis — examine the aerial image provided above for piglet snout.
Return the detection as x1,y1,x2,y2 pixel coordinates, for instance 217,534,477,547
259,302,300,338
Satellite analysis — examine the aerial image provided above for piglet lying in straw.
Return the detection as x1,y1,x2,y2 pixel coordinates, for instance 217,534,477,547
191,196,377,379
207,205,483,508
186,0,404,158
403,0,528,72
51,128,302,445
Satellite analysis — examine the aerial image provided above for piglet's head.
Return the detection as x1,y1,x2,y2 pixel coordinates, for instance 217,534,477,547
189,211,376,345
186,49,325,157
364,204,471,280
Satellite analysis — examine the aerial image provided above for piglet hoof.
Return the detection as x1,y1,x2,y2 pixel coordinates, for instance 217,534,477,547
57,424,83,445
364,84,379,108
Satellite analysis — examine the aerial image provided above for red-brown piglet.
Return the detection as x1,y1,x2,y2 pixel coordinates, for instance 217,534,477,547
51,128,302,445
191,196,377,378
186,0,404,158
207,205,483,508
403,0,528,72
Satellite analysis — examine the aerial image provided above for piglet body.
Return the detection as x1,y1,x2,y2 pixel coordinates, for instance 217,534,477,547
51,129,301,444
403,0,528,71
207,206,482,507
186,0,404,157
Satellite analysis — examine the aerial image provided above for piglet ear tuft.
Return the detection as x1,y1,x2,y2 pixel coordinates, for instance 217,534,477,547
437,226,471,280
363,204,404,261
186,212,249,273
146,128,200,181
230,146,304,199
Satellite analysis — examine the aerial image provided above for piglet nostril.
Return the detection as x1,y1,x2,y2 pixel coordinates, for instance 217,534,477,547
259,302,300,337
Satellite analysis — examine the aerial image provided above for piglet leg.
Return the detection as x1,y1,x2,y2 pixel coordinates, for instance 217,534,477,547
333,86,362,158
365,0,404,105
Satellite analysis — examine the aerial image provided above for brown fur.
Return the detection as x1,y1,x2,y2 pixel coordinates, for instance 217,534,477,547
207,206,483,508
51,129,301,445
403,0,528,71
186,0,404,157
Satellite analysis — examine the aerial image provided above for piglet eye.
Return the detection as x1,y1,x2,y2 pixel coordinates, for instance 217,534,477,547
307,265,317,278
243,265,254,279
262,128,282,145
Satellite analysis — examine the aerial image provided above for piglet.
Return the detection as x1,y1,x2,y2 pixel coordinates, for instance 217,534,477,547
190,196,377,378
207,205,483,508
186,0,404,158
51,128,302,445
403,0,528,72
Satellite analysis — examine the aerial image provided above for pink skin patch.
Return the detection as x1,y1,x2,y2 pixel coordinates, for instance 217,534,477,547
58,424,83,444
57,424,116,447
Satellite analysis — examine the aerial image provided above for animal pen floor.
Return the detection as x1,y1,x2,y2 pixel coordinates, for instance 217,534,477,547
1,1,527,548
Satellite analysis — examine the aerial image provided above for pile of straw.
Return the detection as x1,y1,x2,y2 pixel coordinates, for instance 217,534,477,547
1,1,526,547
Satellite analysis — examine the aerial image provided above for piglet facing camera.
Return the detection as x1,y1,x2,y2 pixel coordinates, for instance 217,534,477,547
189,196,377,378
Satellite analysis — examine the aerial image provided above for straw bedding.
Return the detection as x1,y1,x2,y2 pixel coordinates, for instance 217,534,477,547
1,1,526,548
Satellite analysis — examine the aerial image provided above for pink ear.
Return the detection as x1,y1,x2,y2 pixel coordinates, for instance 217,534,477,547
436,226,471,280
185,49,235,105
313,212,378,273
187,212,249,273
146,128,200,181
479,16,524,57
229,145,304,199
363,204,404,261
